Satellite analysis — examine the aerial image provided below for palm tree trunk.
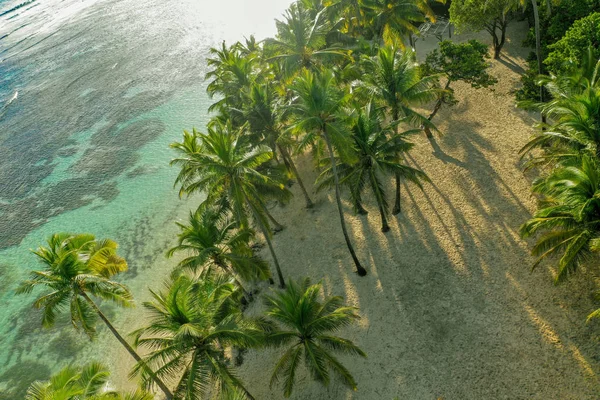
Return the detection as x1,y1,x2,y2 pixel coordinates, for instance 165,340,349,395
370,171,389,232
392,109,402,215
378,203,390,232
263,205,284,232
355,199,368,215
80,292,173,399
322,129,367,276
531,0,546,123
278,144,314,208
248,201,286,288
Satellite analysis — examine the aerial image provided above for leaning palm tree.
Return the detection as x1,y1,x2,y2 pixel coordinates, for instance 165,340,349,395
263,277,366,398
17,233,173,399
318,103,429,232
25,362,153,400
171,121,292,287
131,272,264,400
241,82,314,208
358,45,439,214
167,205,271,295
288,68,367,276
521,156,600,283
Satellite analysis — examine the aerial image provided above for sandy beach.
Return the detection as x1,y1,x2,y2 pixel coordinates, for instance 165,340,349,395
232,21,600,399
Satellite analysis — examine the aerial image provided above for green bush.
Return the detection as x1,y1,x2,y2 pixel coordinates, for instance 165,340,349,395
545,12,600,72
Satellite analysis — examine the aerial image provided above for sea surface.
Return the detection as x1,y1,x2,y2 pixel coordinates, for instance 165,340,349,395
0,0,291,395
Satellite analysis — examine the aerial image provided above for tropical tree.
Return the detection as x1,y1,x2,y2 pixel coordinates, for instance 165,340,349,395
450,0,522,58
17,233,173,399
263,277,366,397
25,362,153,400
171,121,292,287
264,2,347,78
318,103,429,232
206,41,257,125
167,205,271,297
288,69,367,276
519,61,600,163
359,45,439,213
545,12,600,73
521,156,600,283
360,0,433,46
421,39,497,135
131,272,264,400
241,82,315,208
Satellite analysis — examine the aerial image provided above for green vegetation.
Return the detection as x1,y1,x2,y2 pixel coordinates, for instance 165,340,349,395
263,278,366,397
449,0,521,58
422,40,497,127
519,45,600,317
17,0,600,397
25,362,153,400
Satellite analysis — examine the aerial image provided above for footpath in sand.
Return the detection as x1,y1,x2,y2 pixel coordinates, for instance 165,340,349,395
239,21,600,399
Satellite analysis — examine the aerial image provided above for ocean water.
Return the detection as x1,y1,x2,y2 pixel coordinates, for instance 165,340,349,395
0,0,291,396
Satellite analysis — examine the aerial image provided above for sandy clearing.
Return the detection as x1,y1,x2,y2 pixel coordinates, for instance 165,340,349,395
237,21,600,400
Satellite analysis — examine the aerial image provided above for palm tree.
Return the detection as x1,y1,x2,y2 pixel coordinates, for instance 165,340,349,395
17,233,173,399
265,2,347,78
206,41,257,125
318,103,429,232
521,156,600,283
171,121,292,287
131,272,264,400
263,277,366,397
25,362,153,400
360,0,433,46
167,205,271,296
241,82,315,208
520,87,600,163
289,69,367,276
359,45,439,214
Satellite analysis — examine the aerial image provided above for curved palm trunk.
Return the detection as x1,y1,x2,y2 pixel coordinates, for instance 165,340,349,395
80,292,173,399
248,201,286,288
322,129,367,276
278,144,314,208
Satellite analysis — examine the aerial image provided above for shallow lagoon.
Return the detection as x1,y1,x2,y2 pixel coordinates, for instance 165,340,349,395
0,0,291,395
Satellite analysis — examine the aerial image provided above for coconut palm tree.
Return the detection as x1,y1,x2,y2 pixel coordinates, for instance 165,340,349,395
265,2,347,78
318,103,429,232
206,41,257,125
131,272,264,400
521,156,600,283
263,277,366,398
241,82,315,208
170,121,292,287
360,0,433,46
167,205,271,296
25,362,153,400
359,45,439,214
288,68,367,276
520,87,600,163
17,233,173,399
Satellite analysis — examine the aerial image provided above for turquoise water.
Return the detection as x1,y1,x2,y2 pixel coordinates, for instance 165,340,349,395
0,0,291,396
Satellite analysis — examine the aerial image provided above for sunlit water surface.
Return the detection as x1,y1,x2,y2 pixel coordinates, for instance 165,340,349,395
0,0,291,395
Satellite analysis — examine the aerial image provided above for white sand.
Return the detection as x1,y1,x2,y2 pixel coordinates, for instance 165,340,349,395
235,21,600,400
